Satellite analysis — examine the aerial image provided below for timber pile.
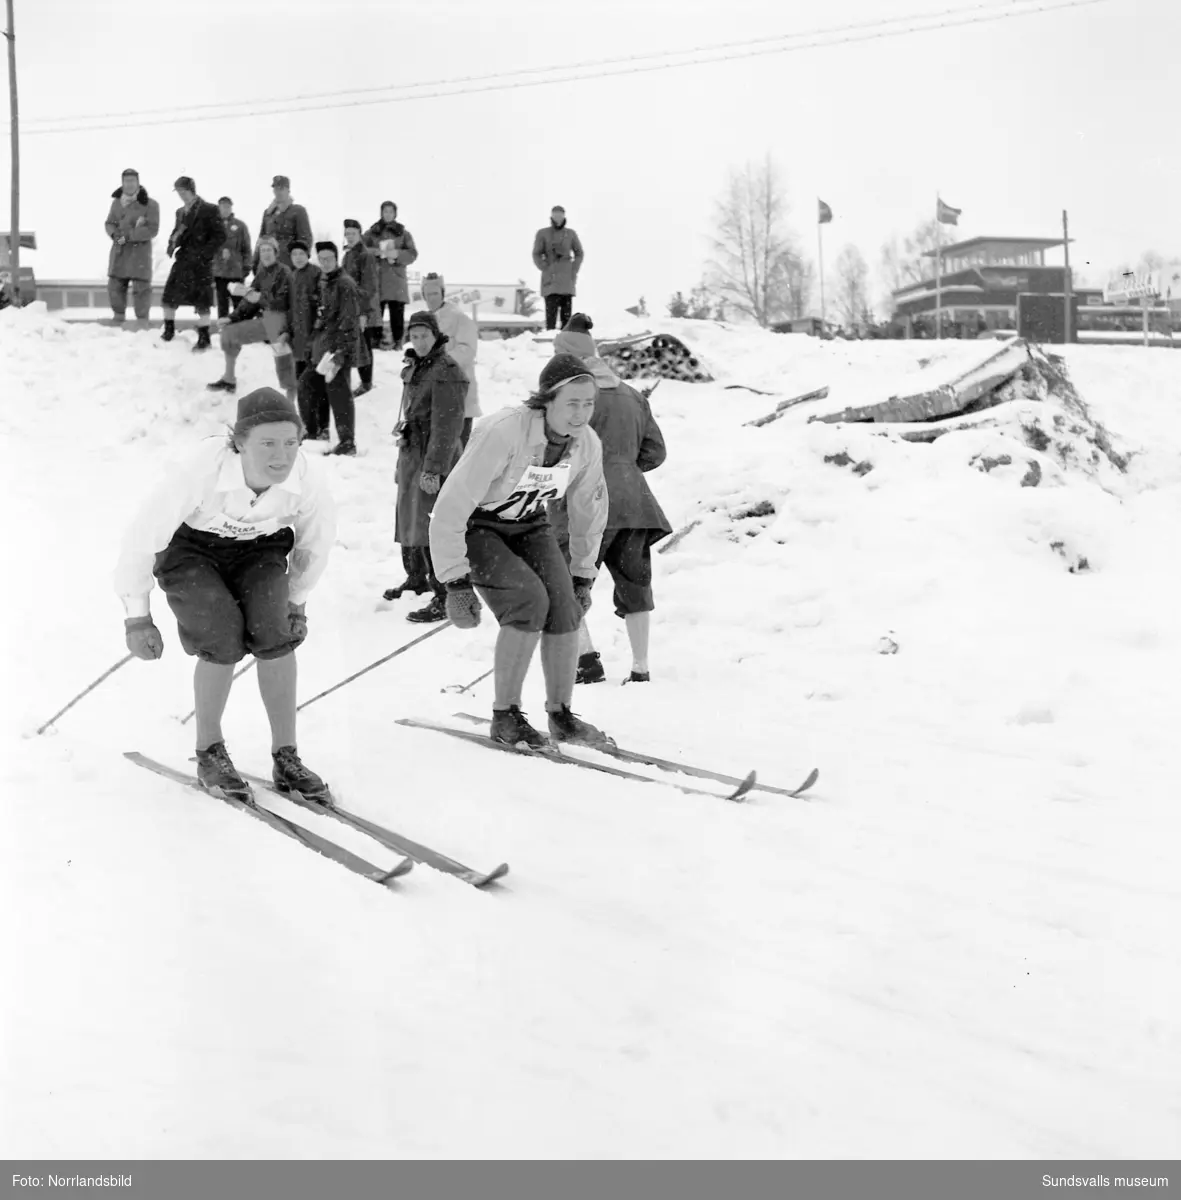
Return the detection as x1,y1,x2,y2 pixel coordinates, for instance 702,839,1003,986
597,331,714,383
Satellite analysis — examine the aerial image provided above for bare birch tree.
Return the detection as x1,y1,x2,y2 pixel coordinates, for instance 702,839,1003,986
833,244,869,326
705,156,797,327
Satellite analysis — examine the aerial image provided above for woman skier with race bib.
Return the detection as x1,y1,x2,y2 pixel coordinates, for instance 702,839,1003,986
428,353,610,749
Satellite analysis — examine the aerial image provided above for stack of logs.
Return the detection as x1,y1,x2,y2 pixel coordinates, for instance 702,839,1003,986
597,332,714,383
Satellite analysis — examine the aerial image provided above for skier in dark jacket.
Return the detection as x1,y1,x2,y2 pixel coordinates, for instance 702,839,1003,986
296,241,365,457
161,177,224,351
256,175,313,270
206,236,295,400
342,219,380,396
287,240,321,388
381,310,467,622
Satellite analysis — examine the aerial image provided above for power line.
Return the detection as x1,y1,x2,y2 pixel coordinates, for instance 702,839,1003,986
13,0,1108,136
20,0,1028,128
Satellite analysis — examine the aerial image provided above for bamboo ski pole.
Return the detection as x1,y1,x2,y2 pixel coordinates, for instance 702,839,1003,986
297,621,453,713
33,654,134,736
441,665,494,695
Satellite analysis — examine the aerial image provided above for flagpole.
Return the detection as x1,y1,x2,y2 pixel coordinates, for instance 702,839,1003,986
934,193,942,340
817,206,825,333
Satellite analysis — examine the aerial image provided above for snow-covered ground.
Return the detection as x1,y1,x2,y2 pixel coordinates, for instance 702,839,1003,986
1,306,1179,1159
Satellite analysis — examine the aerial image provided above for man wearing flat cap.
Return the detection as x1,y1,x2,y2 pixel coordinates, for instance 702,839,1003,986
160,177,223,350
257,175,313,270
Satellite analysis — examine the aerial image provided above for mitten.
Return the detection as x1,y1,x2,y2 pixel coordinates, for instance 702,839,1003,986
289,603,308,648
444,578,482,629
572,577,595,615
125,616,164,660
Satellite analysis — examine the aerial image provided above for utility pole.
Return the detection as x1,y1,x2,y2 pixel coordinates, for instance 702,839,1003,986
4,0,19,307
1062,209,1072,344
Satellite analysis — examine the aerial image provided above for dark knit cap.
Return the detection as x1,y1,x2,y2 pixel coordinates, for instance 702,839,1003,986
288,239,310,255
315,240,339,257
173,175,196,192
233,387,304,439
272,174,290,188
406,310,440,337
527,353,595,407
343,219,362,230
564,312,593,334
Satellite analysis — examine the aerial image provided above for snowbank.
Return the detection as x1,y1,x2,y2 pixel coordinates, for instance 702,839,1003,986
2,305,1179,1159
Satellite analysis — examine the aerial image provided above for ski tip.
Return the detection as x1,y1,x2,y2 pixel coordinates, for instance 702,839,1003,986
377,857,415,885
474,862,511,888
792,767,820,796
729,769,758,802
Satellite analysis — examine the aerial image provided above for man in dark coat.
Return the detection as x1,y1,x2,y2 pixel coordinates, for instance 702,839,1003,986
257,175,313,270
550,322,671,684
104,168,160,327
296,241,366,457
213,196,252,320
342,219,379,396
287,240,321,399
161,177,223,351
532,205,584,331
383,309,467,622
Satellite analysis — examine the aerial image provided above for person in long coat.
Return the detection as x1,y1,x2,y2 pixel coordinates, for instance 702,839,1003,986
384,309,467,623
531,205,584,331
287,240,321,395
296,241,366,457
363,201,418,347
342,219,380,395
161,176,224,351
213,197,252,320
256,175,313,269
104,168,160,327
550,321,671,685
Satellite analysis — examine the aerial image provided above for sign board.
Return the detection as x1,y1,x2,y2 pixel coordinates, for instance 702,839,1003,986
402,271,524,313
1103,264,1181,303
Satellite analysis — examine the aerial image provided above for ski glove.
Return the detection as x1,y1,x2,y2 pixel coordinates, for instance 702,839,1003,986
572,577,595,615
125,616,164,661
444,578,482,629
289,603,308,648
420,472,441,494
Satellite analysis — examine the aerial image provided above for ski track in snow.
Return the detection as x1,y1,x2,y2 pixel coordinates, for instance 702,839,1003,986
2,308,1179,1158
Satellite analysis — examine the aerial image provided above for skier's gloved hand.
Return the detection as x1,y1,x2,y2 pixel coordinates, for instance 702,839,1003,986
444,577,482,629
419,472,440,494
125,616,164,661
572,577,595,615
289,603,308,648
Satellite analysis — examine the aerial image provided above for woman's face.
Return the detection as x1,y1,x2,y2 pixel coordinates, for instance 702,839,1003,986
237,422,301,486
544,376,596,436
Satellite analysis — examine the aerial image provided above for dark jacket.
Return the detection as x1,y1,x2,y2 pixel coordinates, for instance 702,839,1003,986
531,220,584,297
363,218,418,303
161,197,223,309
214,213,252,280
310,268,368,369
393,336,468,546
229,259,292,324
105,186,160,282
289,261,321,363
256,201,313,269
343,240,379,319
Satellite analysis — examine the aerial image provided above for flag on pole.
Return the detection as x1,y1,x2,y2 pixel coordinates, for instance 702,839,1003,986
936,197,961,225
818,199,833,224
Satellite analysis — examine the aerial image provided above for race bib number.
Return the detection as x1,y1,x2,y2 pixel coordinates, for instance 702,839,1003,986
199,513,285,540
482,461,572,522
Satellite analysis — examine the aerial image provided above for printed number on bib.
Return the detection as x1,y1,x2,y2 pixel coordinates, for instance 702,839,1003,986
484,461,572,522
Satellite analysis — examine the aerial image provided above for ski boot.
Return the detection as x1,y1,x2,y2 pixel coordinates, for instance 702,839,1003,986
490,705,548,750
575,651,606,685
195,741,252,802
382,577,429,602
406,594,447,623
626,671,650,684
160,319,176,343
206,378,237,393
327,441,357,457
546,705,614,750
271,745,330,803
193,326,213,352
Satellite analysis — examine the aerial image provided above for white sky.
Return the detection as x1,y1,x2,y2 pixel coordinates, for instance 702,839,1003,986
2,0,1178,315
